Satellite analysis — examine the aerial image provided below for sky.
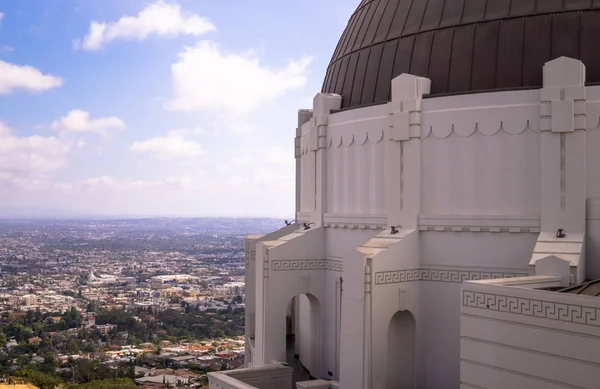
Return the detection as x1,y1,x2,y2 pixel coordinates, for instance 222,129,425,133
0,0,356,218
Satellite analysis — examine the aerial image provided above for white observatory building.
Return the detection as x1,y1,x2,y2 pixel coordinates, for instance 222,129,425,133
209,1,600,388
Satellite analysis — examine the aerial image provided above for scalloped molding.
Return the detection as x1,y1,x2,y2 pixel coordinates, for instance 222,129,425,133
422,103,541,139
327,128,386,149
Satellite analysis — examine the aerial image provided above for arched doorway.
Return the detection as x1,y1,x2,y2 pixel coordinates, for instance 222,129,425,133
285,293,322,380
387,310,416,389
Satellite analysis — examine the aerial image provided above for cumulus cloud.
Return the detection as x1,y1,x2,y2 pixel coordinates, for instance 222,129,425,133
0,122,70,175
165,41,312,113
75,0,215,51
49,109,126,136
130,130,205,160
0,60,63,94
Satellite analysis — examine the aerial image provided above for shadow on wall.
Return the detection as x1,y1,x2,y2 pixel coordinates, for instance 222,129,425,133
387,310,416,389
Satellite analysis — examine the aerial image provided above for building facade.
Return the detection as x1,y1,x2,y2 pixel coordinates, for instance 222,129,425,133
210,2,600,389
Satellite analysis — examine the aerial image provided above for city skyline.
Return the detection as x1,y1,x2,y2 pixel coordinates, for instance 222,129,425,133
0,0,354,218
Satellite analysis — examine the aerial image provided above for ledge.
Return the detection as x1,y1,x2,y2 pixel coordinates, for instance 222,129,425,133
466,275,562,288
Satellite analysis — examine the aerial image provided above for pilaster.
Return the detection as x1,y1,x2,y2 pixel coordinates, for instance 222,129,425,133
310,93,342,226
539,57,587,234
531,57,588,284
297,110,313,217
385,74,430,228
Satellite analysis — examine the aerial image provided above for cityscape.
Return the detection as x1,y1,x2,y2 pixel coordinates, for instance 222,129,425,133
3,0,600,388
0,218,284,389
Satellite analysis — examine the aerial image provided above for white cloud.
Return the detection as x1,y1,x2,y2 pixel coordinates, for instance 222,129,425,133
80,175,193,191
75,0,215,51
130,130,205,160
0,60,63,94
166,127,206,137
49,109,126,136
0,122,70,175
165,41,312,113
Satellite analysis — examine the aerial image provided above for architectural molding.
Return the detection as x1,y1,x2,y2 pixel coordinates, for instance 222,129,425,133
387,74,430,141
421,104,540,140
418,226,540,233
244,250,256,265
462,290,600,328
418,214,540,233
271,259,343,272
374,269,528,285
327,128,385,149
323,213,387,230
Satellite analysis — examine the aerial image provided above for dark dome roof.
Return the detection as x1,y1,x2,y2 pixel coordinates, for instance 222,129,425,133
322,0,600,110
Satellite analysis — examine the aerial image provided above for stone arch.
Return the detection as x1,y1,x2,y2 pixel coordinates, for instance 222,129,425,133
286,293,322,377
300,293,321,375
387,310,416,389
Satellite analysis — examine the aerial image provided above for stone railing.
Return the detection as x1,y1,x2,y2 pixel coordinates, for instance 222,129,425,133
208,363,292,389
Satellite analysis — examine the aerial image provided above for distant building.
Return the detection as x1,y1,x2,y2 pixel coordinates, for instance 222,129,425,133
82,314,96,328
20,294,37,306
28,336,42,345
151,274,199,288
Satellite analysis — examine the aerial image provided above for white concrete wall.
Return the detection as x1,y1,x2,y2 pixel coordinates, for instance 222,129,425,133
326,104,387,215
244,224,300,367
255,58,600,389
254,227,328,376
421,90,541,216
586,86,600,279
461,278,600,389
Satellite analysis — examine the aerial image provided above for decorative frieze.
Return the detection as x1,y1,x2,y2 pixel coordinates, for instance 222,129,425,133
422,110,540,139
271,259,343,272
324,224,385,230
418,214,540,233
327,128,385,149
374,268,528,285
323,213,387,230
462,290,600,327
418,226,539,233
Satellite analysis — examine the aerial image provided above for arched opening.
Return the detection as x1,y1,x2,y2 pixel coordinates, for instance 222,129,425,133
387,310,416,389
285,293,321,382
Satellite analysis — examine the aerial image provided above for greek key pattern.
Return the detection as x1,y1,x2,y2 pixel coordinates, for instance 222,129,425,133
271,259,343,272
374,269,528,285
325,260,343,272
462,290,600,327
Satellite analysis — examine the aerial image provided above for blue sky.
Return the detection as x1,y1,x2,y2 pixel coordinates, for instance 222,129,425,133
0,0,356,218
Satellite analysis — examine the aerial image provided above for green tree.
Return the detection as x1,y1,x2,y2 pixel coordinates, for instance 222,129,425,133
17,368,64,389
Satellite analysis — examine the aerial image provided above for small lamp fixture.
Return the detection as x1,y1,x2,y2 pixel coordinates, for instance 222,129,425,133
556,229,566,238
390,226,399,235
303,222,314,230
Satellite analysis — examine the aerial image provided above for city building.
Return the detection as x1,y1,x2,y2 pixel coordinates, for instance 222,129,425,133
209,1,600,389
151,275,198,288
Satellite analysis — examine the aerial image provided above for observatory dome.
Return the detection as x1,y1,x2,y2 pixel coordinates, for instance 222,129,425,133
322,0,600,109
